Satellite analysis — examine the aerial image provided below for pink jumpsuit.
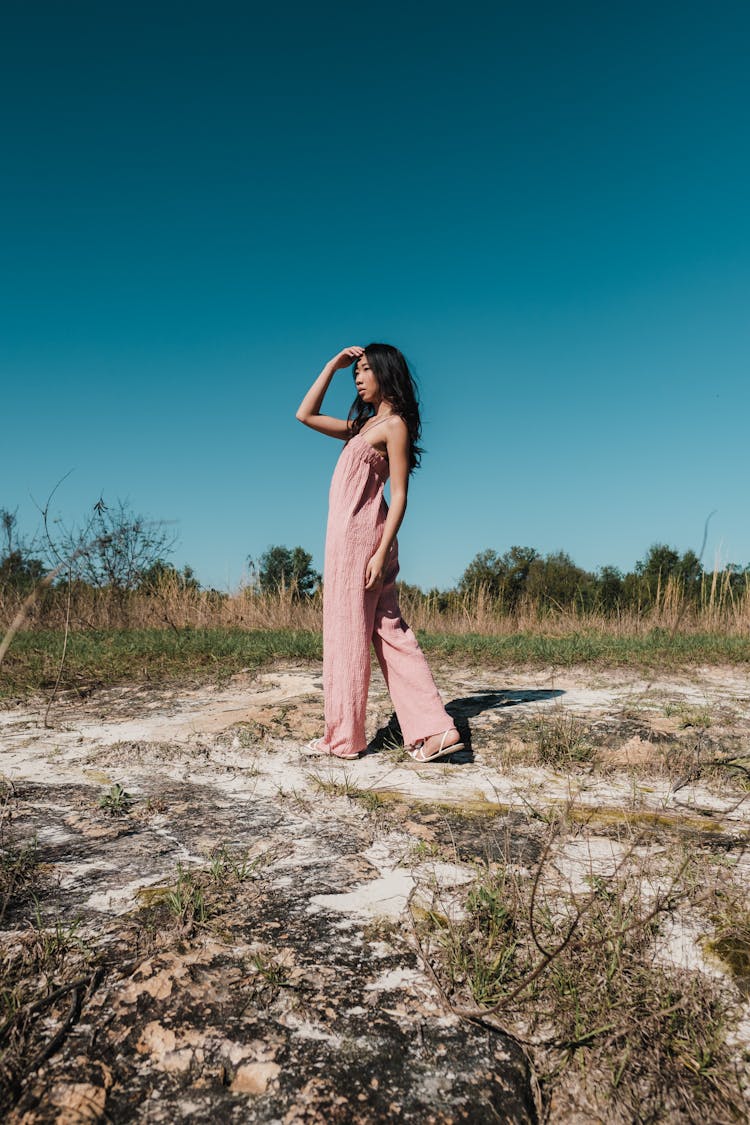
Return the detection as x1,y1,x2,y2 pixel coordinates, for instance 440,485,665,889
322,421,453,758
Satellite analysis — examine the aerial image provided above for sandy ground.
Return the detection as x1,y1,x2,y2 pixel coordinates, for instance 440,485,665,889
1,660,748,1121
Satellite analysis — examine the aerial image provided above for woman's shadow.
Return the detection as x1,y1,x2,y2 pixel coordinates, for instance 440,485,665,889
371,687,565,762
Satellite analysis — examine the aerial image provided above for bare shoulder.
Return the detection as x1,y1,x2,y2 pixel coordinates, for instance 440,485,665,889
386,414,409,439
384,414,410,464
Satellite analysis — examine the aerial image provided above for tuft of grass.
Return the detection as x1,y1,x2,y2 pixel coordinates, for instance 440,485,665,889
0,832,38,926
163,864,208,926
207,844,260,884
349,789,385,812
308,772,358,799
665,702,714,730
30,903,90,965
249,951,288,987
245,949,291,1005
98,783,132,816
416,850,747,1122
137,843,276,935
528,711,594,766
308,773,388,812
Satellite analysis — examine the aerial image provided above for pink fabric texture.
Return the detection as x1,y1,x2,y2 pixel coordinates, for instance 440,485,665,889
322,430,452,758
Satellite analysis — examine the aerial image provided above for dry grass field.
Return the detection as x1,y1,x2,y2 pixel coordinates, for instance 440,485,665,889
1,580,749,1121
3,568,750,637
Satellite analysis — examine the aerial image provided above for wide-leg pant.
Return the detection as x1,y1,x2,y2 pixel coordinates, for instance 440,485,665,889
323,540,452,757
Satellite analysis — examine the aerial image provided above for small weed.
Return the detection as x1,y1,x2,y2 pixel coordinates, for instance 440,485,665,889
416,846,746,1121
227,721,268,748
528,711,594,766
144,795,168,814
164,864,208,925
308,772,357,798
274,784,312,809
30,901,90,967
0,833,38,924
410,839,442,861
466,878,516,939
250,951,288,986
98,783,132,816
246,950,291,1002
664,702,713,730
353,789,386,812
362,917,402,943
208,844,258,884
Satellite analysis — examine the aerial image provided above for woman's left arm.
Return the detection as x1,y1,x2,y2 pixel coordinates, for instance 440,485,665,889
364,420,410,590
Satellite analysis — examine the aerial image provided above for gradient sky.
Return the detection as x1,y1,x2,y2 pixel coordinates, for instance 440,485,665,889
3,1,749,591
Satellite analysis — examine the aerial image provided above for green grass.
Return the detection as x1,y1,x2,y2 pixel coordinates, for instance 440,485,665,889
420,858,747,1121
0,628,322,697
421,629,750,667
2,627,750,698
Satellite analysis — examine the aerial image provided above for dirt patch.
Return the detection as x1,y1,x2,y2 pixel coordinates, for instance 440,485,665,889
1,661,749,1120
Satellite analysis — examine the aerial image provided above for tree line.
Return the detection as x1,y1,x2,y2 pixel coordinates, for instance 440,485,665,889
2,501,748,611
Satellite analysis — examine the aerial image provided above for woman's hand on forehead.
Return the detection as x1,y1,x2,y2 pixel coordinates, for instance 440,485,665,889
330,345,364,371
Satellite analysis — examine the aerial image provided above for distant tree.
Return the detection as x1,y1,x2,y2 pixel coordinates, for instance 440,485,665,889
635,543,704,602
458,549,500,594
423,585,458,613
722,563,750,598
675,549,703,597
597,565,625,612
458,546,540,607
52,498,178,592
396,580,425,603
525,551,597,609
137,560,200,594
0,508,45,594
251,545,320,598
635,544,680,587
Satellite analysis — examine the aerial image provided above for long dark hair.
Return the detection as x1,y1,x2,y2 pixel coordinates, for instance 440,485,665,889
348,343,423,473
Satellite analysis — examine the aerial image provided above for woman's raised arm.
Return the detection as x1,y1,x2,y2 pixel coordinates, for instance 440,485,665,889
296,346,363,438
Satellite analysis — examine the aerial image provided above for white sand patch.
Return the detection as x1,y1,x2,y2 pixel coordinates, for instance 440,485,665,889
368,941,399,958
277,1011,342,1044
172,671,320,736
36,824,78,845
425,861,476,887
366,967,424,991
671,787,750,821
86,873,174,915
550,837,631,895
654,916,722,976
4,668,750,914
726,1002,750,1052
310,869,416,920
57,859,117,889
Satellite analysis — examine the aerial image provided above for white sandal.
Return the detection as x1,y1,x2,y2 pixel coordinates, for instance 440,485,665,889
409,728,464,763
305,737,362,761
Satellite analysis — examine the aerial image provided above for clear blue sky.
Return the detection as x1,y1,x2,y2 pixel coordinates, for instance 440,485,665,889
3,1,749,591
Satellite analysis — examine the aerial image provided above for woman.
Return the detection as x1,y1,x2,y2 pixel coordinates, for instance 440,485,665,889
296,343,463,762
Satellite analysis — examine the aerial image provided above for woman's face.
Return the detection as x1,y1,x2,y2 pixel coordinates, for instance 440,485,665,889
354,354,381,405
